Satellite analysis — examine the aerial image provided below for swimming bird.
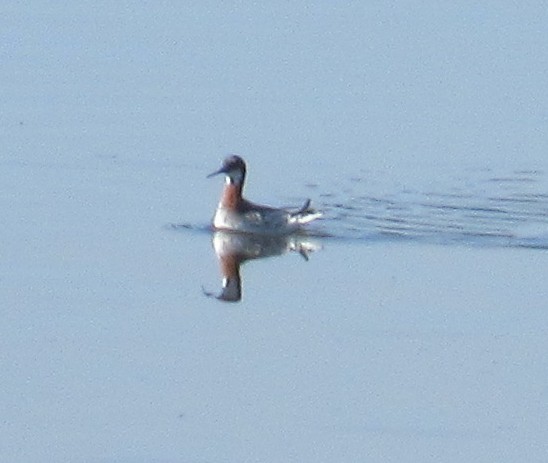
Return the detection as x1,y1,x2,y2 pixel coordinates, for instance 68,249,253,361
207,155,322,235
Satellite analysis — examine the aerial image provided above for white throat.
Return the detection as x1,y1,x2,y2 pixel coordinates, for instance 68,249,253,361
225,169,244,185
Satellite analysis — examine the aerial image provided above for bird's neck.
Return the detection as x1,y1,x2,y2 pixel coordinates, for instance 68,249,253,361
219,182,243,209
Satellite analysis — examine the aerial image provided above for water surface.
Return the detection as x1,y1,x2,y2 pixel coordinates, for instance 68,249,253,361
315,167,548,249
2,2,548,463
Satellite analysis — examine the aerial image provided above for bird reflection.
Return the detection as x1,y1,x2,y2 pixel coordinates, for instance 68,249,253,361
204,231,322,302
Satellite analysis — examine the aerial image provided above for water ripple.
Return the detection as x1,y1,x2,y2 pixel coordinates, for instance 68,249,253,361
317,168,548,250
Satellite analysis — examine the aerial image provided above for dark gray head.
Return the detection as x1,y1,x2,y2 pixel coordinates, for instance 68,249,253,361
207,155,247,185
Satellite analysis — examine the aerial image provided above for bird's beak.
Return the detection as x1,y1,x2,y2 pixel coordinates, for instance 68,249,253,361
206,167,225,178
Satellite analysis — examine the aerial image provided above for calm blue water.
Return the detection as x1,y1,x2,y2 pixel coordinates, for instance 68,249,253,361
2,3,548,463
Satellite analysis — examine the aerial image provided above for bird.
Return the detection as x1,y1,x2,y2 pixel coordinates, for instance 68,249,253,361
207,155,322,235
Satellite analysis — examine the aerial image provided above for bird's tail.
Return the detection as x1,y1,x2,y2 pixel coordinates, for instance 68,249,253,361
290,199,323,225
